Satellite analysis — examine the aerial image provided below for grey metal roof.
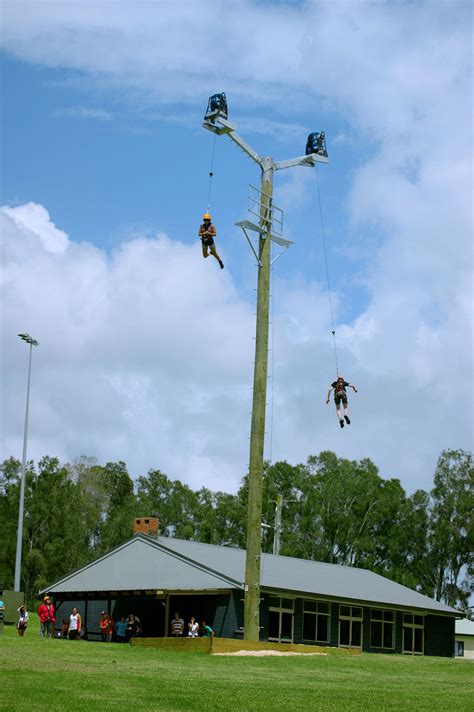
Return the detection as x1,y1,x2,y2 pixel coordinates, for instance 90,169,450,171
160,537,459,615
45,536,241,594
45,534,459,616
455,618,474,636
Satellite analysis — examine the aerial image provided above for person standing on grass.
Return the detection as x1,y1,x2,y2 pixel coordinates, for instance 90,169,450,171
115,616,127,643
107,614,115,642
38,595,55,638
16,605,29,636
126,613,141,638
99,611,109,642
0,591,5,636
68,607,81,640
200,619,214,639
170,611,184,637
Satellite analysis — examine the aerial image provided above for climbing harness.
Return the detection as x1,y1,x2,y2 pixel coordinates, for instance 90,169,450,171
315,161,340,377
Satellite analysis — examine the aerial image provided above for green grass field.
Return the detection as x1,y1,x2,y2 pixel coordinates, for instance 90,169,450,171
0,625,472,711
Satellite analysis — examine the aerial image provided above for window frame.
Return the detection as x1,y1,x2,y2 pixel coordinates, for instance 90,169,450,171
338,605,363,649
402,613,425,655
370,609,395,650
268,596,295,643
302,599,331,644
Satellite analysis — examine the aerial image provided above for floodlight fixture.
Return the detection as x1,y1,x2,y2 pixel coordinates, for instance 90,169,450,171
305,131,328,158
18,333,39,347
204,92,228,121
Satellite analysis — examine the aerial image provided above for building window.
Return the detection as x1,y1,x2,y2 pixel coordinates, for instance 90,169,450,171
339,606,363,648
268,597,294,643
302,600,330,643
454,640,464,657
403,613,424,655
370,609,395,649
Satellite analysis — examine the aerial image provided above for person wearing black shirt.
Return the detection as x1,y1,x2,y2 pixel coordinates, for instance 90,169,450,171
326,376,358,428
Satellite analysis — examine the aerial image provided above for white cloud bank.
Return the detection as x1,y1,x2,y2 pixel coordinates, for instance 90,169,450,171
1,202,471,493
0,203,257,491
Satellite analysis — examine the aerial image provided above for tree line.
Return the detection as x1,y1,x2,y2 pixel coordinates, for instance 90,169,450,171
0,448,472,611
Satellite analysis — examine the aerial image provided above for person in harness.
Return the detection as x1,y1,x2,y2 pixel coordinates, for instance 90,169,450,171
199,212,224,269
326,376,358,428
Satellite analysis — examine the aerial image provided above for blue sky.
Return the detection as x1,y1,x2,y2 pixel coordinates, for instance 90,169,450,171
2,53,361,308
1,1,472,493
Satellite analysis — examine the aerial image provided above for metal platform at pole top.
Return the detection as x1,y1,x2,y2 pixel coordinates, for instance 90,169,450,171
235,185,293,267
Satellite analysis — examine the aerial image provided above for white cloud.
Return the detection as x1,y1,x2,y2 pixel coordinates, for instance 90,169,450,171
3,203,69,253
51,107,112,121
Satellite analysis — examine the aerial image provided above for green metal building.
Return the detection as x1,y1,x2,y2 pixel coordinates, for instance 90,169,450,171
41,531,460,656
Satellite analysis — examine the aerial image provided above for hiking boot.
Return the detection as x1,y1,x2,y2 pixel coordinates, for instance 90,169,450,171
344,415,351,424
339,419,344,428
219,260,224,269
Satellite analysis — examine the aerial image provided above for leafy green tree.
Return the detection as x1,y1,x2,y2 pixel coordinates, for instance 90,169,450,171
67,456,106,555
381,488,430,590
196,487,245,547
136,468,200,540
259,454,431,593
424,449,473,607
0,457,23,589
95,461,137,552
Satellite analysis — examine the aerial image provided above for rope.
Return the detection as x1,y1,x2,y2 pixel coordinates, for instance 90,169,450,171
207,133,217,210
315,162,339,377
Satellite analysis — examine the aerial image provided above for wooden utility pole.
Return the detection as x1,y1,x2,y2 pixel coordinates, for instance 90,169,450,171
203,98,328,642
244,161,273,640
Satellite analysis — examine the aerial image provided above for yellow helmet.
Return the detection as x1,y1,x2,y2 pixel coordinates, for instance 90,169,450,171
203,212,211,220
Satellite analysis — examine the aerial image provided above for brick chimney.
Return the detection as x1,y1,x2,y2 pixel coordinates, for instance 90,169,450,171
133,517,160,538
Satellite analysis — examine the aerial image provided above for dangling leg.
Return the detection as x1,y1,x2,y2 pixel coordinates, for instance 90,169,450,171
343,397,350,424
201,242,209,259
335,399,344,428
210,243,224,269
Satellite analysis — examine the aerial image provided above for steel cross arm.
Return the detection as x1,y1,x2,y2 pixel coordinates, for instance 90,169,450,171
227,130,264,167
203,116,263,166
274,153,330,171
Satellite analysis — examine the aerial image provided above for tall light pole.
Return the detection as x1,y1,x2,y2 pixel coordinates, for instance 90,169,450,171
203,94,328,640
14,332,39,592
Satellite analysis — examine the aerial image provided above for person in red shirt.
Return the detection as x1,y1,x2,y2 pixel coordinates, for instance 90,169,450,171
99,611,109,642
37,595,55,638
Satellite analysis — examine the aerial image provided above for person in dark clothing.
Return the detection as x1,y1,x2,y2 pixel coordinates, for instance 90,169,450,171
326,376,358,428
126,613,141,638
199,213,224,269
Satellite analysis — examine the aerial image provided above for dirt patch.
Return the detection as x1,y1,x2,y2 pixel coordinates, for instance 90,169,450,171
212,650,328,657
